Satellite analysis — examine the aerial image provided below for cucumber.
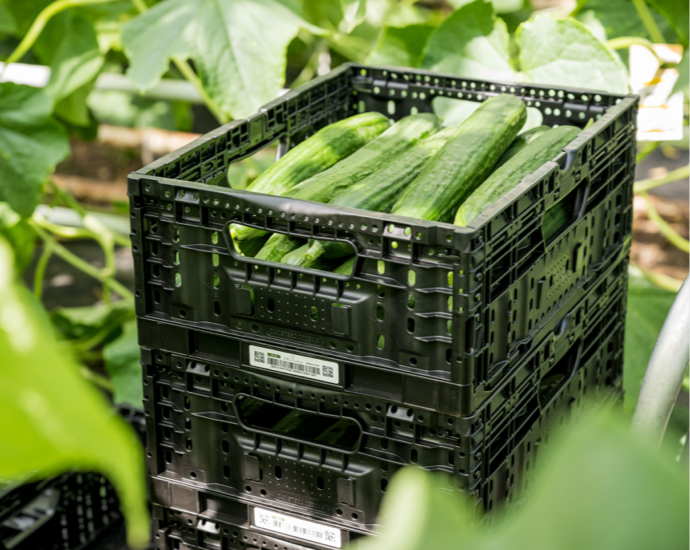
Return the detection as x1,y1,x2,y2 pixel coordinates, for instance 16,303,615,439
331,126,454,212
284,113,442,204
543,198,574,241
455,126,580,227
495,125,550,168
333,256,356,276
231,112,391,242
232,234,269,257
391,94,527,223
281,244,331,270
254,233,306,262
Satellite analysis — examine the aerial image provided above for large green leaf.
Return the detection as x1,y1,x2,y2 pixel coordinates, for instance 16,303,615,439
572,0,678,43
0,83,70,217
516,14,629,94
38,13,104,102
623,269,677,412
104,320,143,408
420,0,519,81
122,0,316,119
0,1,17,35
647,0,689,46
448,0,524,14
366,24,435,67
340,0,367,33
0,238,149,548
355,413,688,550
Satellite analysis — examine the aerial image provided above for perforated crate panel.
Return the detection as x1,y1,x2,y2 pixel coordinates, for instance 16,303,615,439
151,500,363,550
141,261,626,533
129,63,638,393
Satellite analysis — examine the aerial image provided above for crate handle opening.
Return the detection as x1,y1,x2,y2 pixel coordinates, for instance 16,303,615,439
233,394,363,453
542,177,589,245
538,337,582,408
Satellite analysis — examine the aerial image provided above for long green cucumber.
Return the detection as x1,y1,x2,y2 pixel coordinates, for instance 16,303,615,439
284,113,442,204
543,198,574,241
231,112,390,242
254,233,306,262
495,125,550,168
332,256,356,276
281,244,332,270
391,94,527,222
454,125,580,226
232,234,269,257
331,126,454,212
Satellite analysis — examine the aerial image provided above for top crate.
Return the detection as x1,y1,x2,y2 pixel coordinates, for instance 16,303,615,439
129,63,637,393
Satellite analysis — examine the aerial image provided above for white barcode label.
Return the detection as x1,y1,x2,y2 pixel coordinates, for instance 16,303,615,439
253,507,342,548
249,345,339,384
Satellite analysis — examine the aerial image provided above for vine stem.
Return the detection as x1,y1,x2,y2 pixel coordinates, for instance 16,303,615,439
29,220,134,303
606,36,663,63
81,367,114,392
634,165,690,193
129,0,230,124
631,0,665,43
33,241,55,301
0,0,118,76
638,192,690,253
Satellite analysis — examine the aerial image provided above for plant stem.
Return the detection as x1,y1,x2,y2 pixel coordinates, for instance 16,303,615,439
631,0,665,43
634,165,690,193
606,36,663,63
129,0,230,124
636,141,659,163
29,220,134,302
81,367,114,392
33,242,55,301
631,263,684,292
639,192,690,253
1,0,118,76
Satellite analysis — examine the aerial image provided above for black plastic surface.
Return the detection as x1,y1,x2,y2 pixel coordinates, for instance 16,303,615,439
141,258,626,533
129,63,638,389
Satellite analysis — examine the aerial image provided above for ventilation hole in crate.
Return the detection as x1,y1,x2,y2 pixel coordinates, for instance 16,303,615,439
184,397,191,410
164,450,172,464
179,309,187,318
386,100,396,115
212,231,219,244
446,348,452,364
447,296,452,312
274,466,282,479
212,273,220,288
174,272,182,287
222,440,229,453
212,253,219,267
151,241,159,256
377,285,385,298
374,305,385,321
163,427,172,440
407,318,415,333
315,476,325,490
162,408,170,419
447,320,453,334
408,270,416,286
410,449,418,463
380,439,388,450
377,335,385,350
410,357,418,366
185,438,193,451
347,344,354,352
150,219,158,233
310,306,319,321
152,264,160,278
245,485,252,492
266,298,275,313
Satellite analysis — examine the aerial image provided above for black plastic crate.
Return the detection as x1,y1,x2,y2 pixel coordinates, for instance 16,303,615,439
0,408,146,550
151,499,363,550
128,63,637,393
140,261,626,532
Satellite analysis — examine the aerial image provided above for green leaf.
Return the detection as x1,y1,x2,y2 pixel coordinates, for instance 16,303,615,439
104,320,143,408
671,50,688,98
0,1,17,35
572,0,678,43
54,80,96,127
122,0,316,119
87,90,184,131
51,301,133,344
366,24,435,67
421,0,519,81
624,268,677,412
647,0,689,46
0,202,35,273
0,83,70,217
39,13,104,102
355,413,689,550
0,238,149,548
516,14,629,94
340,0,367,33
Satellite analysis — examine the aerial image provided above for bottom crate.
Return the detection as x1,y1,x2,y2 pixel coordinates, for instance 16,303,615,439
0,407,146,550
152,500,363,550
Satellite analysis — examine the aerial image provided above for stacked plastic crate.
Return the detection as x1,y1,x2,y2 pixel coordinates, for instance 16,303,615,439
129,64,637,550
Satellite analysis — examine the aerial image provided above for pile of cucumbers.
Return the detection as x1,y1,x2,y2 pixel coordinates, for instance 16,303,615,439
230,94,580,274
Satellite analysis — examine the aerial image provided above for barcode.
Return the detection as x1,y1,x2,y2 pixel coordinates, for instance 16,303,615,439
267,356,321,376
272,520,325,539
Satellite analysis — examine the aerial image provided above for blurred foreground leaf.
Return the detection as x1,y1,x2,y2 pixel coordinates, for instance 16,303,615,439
0,238,149,548
0,83,70,217
0,202,35,273
355,413,688,550
104,320,143,408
